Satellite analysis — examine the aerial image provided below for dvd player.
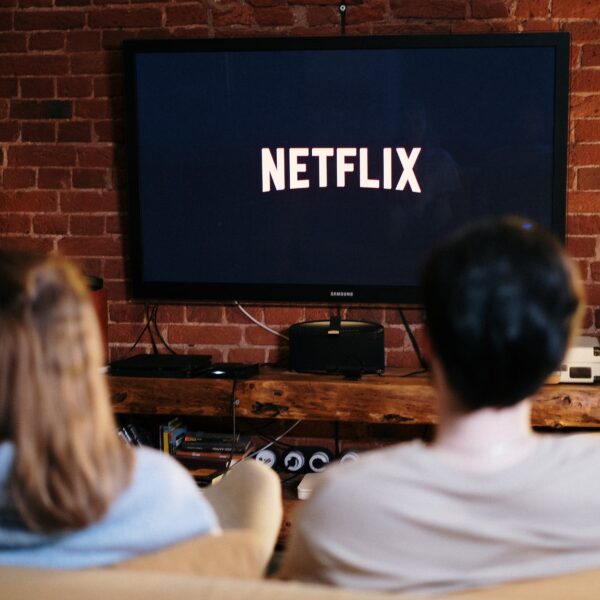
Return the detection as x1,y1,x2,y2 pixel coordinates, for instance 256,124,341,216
109,354,212,378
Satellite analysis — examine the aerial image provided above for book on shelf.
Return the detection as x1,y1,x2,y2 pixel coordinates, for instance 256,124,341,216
184,431,247,442
178,440,252,454
158,421,253,473
173,450,244,469
181,431,252,454
175,448,245,460
159,417,187,455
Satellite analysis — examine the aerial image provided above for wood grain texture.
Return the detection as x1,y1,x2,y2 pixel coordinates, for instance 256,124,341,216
110,368,600,428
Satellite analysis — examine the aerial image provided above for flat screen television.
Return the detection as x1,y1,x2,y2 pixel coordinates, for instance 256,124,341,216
123,33,570,305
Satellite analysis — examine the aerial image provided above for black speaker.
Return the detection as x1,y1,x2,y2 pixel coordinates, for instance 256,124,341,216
289,319,384,376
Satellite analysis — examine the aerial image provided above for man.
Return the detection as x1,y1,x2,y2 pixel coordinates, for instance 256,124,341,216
280,217,600,595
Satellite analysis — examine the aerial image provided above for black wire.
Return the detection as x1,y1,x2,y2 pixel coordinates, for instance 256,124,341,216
124,325,149,357
240,417,301,448
151,305,177,355
400,368,428,378
398,308,427,370
145,304,159,354
120,303,154,359
120,303,180,360
252,432,297,449
224,379,238,472
237,420,300,455
339,1,346,35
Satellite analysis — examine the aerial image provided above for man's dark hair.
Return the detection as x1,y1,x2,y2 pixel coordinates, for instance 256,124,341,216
421,217,582,412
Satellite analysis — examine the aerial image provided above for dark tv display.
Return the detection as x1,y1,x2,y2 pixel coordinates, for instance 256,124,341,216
123,33,570,304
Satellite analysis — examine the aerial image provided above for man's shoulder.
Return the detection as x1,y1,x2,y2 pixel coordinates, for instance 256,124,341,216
544,432,600,462
311,440,426,499
293,441,428,543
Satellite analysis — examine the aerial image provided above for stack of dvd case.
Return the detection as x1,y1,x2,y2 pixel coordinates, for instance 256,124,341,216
158,418,253,486
174,431,252,469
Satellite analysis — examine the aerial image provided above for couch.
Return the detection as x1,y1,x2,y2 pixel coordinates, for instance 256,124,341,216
2,460,600,600
3,547,600,600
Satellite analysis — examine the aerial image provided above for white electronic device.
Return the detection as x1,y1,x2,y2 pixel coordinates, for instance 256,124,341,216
283,449,305,473
297,473,320,500
297,450,362,498
254,448,278,468
559,336,600,384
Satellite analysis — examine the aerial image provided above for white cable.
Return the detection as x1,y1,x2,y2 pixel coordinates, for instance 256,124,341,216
234,419,302,466
234,301,290,341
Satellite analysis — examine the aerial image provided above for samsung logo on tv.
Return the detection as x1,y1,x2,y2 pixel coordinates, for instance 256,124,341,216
330,291,354,297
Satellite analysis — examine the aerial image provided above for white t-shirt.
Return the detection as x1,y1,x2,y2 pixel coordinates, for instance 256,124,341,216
280,434,600,596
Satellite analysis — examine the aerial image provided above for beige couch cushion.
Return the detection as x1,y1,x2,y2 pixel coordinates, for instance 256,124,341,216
0,568,355,600
446,567,600,599
108,530,267,578
3,565,600,600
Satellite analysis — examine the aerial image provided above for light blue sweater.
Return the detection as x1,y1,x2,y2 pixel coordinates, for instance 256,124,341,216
0,442,220,568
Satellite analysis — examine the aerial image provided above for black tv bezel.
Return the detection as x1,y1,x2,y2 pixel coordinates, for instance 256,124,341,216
123,32,570,306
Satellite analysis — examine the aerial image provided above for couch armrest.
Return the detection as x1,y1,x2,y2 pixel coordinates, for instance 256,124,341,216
203,459,282,564
203,460,282,530
109,461,283,580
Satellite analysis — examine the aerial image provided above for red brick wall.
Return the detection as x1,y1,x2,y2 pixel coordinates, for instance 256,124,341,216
1,0,599,366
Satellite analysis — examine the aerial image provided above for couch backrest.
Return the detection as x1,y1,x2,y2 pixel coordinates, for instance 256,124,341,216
4,565,600,600
0,567,371,600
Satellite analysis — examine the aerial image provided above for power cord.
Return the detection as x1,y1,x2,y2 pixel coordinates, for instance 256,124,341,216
235,301,290,341
121,303,154,357
400,368,428,378
339,1,346,35
232,419,303,467
398,307,427,371
146,305,158,354
121,304,177,359
151,305,176,354
224,378,239,472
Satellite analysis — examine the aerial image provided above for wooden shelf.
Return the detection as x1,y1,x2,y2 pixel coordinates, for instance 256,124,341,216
110,367,600,428
110,368,600,546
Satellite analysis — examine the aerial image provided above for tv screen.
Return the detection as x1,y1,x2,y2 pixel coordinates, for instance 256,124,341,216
123,33,570,304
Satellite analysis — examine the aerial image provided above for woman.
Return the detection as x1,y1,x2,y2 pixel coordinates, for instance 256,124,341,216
0,250,219,568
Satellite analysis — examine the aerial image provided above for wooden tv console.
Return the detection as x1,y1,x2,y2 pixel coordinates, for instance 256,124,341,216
109,368,600,542
110,367,600,428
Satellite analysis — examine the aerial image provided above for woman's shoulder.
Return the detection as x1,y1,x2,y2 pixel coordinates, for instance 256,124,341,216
127,445,206,498
109,445,219,533
133,445,192,475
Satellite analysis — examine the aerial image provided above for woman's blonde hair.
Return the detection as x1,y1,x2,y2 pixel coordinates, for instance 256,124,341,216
0,250,133,533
